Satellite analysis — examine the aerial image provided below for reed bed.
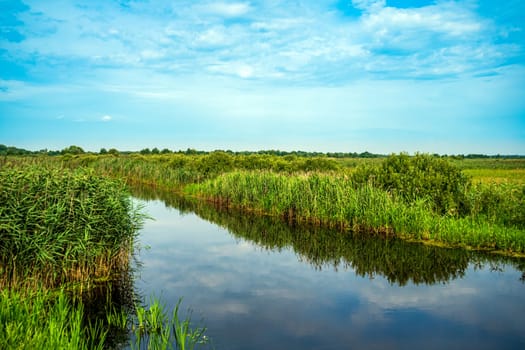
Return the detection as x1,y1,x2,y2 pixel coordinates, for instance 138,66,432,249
0,165,144,288
1,163,212,349
4,153,524,256
0,165,141,347
0,165,138,346
2,152,342,190
185,170,525,255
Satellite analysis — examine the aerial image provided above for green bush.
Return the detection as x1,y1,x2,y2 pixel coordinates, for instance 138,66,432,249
468,183,525,228
352,153,471,215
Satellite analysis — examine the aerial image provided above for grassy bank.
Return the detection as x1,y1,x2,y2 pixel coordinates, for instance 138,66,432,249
0,165,143,347
184,154,525,256
4,153,525,256
0,165,211,349
185,171,525,254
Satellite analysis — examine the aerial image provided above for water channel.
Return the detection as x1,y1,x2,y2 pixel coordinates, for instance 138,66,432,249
131,187,525,350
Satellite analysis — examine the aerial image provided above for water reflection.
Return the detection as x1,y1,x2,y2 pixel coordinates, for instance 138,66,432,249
131,185,524,286
131,185,525,350
78,262,136,349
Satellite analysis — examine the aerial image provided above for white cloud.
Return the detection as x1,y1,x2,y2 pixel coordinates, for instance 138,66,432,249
101,115,112,122
363,4,483,39
193,26,230,48
207,62,255,79
237,64,254,78
140,49,165,60
352,0,386,12
5,0,519,85
204,2,251,17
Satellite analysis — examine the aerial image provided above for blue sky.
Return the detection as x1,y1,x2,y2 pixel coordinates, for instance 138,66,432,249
1,0,524,154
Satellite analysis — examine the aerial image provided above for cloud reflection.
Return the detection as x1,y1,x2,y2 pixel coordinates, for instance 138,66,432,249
133,196,525,349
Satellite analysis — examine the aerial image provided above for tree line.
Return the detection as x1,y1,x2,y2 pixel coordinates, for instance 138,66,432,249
1,144,523,159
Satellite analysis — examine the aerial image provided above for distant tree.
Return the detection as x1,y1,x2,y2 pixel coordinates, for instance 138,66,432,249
61,145,85,155
108,148,119,155
140,148,151,155
100,148,108,154
161,148,171,154
0,145,32,155
359,151,379,158
151,147,160,154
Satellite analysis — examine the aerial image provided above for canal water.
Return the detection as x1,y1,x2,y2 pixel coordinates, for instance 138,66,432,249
132,189,525,350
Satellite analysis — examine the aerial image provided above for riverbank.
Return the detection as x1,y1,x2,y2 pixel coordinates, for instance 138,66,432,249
0,166,144,347
3,153,525,257
185,170,525,257
0,164,212,349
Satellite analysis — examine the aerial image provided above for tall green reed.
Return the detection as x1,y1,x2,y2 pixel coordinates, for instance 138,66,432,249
186,170,525,254
129,298,209,350
0,288,107,350
0,165,145,288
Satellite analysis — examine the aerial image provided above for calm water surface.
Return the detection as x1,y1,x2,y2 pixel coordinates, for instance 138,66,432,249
132,191,525,350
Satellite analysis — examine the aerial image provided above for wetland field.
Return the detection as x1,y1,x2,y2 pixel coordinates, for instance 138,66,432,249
1,150,524,349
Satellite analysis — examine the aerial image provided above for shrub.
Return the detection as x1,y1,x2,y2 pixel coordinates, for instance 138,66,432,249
352,153,471,215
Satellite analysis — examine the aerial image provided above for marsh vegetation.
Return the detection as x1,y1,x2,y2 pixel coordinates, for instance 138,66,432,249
4,151,525,255
0,163,210,349
1,149,524,348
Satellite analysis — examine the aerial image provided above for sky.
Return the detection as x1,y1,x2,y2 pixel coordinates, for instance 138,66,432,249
1,0,524,154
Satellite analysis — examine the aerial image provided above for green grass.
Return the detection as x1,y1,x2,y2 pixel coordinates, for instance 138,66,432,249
185,170,525,255
449,158,525,170
130,298,209,350
4,153,525,257
0,288,210,350
465,168,525,184
0,164,211,349
0,288,107,350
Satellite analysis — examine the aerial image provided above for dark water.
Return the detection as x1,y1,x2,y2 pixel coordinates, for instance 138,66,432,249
131,187,525,350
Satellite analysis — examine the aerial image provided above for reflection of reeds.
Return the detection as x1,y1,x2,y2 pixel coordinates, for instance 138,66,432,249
133,185,525,286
